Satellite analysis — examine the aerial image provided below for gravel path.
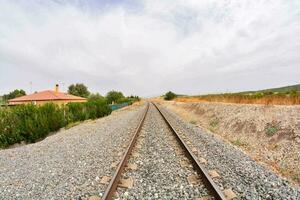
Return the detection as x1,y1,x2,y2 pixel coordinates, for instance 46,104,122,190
117,104,211,199
158,103,300,200
0,104,146,200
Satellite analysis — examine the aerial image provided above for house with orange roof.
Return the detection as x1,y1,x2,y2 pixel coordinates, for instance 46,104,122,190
8,84,86,106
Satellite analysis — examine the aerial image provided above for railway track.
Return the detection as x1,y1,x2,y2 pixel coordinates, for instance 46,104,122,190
102,102,227,200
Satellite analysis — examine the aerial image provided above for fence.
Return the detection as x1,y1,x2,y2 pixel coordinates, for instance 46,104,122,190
109,102,131,111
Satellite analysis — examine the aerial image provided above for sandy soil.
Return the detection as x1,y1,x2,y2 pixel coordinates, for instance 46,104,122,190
159,100,300,186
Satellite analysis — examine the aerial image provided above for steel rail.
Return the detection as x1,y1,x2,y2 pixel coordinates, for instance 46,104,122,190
153,103,227,200
102,102,149,200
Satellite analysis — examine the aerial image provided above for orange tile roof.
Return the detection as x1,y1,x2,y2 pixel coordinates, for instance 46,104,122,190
8,90,86,102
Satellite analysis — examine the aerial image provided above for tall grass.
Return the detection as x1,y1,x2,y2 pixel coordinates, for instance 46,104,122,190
175,91,300,105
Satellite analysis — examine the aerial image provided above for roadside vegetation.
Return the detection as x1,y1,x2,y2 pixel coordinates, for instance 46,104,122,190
106,90,140,105
173,84,300,105
0,83,140,148
0,99,111,148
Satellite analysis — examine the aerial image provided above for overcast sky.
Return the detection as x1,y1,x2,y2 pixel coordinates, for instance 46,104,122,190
0,0,299,96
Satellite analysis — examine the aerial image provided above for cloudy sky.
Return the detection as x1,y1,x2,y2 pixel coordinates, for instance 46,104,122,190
0,0,299,96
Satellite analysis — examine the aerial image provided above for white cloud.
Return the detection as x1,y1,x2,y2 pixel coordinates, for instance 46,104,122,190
0,0,300,96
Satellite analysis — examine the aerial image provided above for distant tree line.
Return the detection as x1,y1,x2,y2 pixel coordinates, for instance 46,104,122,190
67,83,140,104
1,83,140,105
2,89,26,102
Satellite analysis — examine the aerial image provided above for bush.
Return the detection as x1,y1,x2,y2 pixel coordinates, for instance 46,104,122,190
13,104,49,142
265,125,279,136
86,99,111,119
39,103,65,132
164,91,177,100
67,102,87,122
0,108,21,148
0,100,112,148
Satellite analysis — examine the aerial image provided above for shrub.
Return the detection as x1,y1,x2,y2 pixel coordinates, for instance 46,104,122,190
0,108,21,148
13,104,46,142
86,99,112,119
266,126,278,136
67,102,87,122
0,100,112,148
164,91,177,100
39,103,65,132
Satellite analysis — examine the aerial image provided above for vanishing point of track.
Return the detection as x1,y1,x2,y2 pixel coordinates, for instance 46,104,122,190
102,102,227,200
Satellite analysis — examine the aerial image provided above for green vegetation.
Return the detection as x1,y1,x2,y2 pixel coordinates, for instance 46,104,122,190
106,91,140,104
209,119,219,129
127,95,141,103
190,120,197,125
68,83,90,98
231,138,247,147
2,89,26,103
65,121,81,130
0,84,140,148
0,99,111,148
265,124,279,137
88,93,105,101
245,84,300,93
208,119,219,132
164,91,177,100
106,91,125,104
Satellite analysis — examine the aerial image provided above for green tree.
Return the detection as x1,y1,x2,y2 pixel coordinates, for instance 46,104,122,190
68,83,90,98
3,89,26,102
164,91,177,100
106,91,125,104
88,93,105,102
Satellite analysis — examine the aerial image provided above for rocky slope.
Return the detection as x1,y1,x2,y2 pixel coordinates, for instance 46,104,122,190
160,101,300,186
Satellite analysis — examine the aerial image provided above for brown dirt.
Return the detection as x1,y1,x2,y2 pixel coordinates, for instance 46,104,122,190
159,100,300,186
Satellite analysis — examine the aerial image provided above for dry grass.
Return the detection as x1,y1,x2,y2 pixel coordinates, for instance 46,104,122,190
175,94,300,105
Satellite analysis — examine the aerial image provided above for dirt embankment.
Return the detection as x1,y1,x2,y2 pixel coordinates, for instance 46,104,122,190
160,101,300,186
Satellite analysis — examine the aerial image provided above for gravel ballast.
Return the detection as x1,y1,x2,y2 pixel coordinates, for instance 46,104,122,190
0,104,146,200
158,103,300,199
118,104,211,199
